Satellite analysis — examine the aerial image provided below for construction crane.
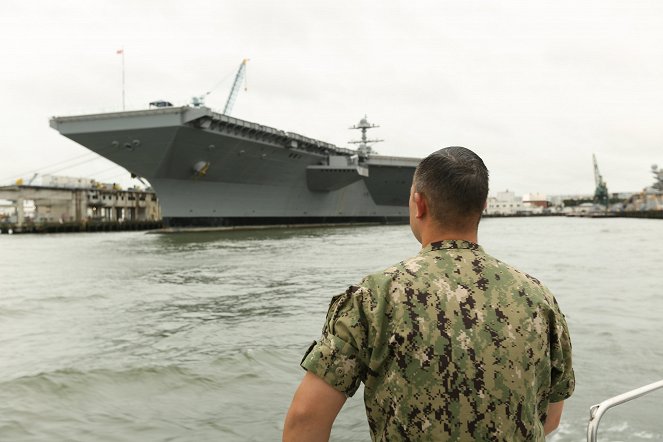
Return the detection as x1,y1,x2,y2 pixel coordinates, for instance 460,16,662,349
15,173,38,186
190,59,248,115
593,154,609,208
223,59,248,115
652,164,663,191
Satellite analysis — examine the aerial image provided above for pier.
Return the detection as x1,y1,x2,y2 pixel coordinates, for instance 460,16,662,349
0,182,162,234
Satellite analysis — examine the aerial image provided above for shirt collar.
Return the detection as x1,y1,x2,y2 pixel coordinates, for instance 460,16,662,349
418,239,482,255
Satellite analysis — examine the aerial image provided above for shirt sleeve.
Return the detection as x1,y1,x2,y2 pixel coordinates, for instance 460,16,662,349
300,285,369,397
548,297,575,402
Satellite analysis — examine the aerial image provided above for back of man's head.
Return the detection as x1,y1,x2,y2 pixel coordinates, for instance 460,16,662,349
413,146,489,229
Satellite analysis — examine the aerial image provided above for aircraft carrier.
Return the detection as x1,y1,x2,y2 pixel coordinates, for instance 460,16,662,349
50,106,420,228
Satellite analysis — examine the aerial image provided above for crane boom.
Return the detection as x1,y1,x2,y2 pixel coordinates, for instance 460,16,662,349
593,154,601,187
223,59,248,115
593,154,609,208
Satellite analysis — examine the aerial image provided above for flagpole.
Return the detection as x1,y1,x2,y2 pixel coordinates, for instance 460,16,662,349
117,48,125,110
121,49,125,111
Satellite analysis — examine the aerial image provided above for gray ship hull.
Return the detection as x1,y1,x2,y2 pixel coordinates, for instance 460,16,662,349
50,107,419,227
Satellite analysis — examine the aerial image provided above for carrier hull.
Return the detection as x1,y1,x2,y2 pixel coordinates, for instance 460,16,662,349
50,107,419,227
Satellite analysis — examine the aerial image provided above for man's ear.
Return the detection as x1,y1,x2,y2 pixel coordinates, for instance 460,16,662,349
414,192,427,219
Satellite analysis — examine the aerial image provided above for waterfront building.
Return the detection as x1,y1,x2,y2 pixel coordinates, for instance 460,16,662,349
522,193,549,211
484,190,525,215
0,176,161,233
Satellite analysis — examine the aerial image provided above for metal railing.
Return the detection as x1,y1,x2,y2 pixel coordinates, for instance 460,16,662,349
587,379,663,442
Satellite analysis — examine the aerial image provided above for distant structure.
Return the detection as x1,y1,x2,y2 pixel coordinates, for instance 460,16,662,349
652,164,663,191
484,191,555,216
0,175,161,233
485,190,524,215
149,100,173,108
593,154,609,208
621,164,663,213
522,192,549,210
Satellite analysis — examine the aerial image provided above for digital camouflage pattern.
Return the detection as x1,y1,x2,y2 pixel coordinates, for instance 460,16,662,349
301,240,575,441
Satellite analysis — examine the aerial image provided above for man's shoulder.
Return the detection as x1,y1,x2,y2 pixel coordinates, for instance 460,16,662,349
355,251,442,299
485,256,560,309
366,253,423,280
492,258,551,290
355,247,555,300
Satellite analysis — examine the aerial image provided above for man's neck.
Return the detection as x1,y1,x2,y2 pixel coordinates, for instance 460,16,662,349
418,228,478,248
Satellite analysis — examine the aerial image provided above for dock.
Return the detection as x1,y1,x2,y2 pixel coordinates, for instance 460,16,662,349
0,182,162,234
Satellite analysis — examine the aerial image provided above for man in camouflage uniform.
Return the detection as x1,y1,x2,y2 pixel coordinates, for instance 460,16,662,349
283,147,575,441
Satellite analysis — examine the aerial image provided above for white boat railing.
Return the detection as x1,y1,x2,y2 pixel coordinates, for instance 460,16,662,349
587,379,663,442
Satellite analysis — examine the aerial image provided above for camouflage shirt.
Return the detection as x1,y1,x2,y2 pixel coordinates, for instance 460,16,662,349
301,240,575,441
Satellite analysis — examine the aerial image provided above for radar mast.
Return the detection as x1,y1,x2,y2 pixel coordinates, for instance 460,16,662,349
349,115,383,158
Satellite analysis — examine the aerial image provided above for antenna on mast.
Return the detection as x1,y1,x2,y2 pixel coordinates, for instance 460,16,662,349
349,115,383,158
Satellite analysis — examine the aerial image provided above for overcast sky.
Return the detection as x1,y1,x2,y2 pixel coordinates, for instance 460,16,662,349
1,0,662,196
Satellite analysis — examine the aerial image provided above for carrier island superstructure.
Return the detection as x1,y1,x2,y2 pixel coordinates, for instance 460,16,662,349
50,106,420,228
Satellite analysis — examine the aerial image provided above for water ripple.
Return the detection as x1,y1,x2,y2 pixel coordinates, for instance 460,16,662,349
1,219,662,441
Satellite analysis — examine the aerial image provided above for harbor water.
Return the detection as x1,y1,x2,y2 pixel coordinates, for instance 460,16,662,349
1,217,662,441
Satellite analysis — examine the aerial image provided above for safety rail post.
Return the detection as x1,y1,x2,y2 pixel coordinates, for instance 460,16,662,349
587,379,663,442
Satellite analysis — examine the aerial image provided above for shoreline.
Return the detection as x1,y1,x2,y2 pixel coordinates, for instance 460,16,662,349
2,210,662,235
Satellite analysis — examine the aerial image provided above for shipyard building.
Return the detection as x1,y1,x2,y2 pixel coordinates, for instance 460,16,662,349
0,175,161,233
484,190,556,216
